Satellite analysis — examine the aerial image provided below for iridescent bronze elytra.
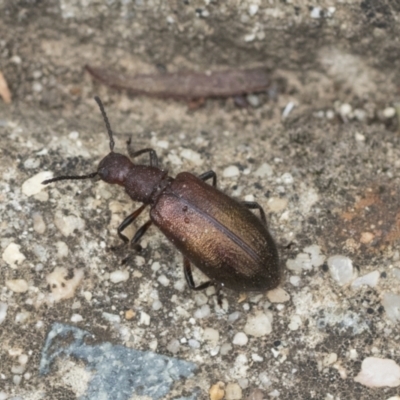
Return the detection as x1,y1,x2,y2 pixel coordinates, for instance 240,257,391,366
43,97,280,292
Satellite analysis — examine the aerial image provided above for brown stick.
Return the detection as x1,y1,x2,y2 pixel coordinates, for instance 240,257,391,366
85,65,271,100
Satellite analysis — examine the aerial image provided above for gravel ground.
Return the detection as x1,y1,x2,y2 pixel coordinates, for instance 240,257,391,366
1,1,400,399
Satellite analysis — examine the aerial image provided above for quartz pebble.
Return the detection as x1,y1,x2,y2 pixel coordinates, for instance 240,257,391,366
109,269,129,283
2,243,26,269
254,163,273,178
6,279,29,293
0,302,8,324
180,149,203,166
327,255,354,286
381,292,400,323
351,271,379,289
225,382,242,400
267,288,290,303
233,332,248,346
32,212,46,234
223,165,240,178
203,328,219,344
54,211,85,237
22,171,53,196
354,357,400,387
244,312,272,337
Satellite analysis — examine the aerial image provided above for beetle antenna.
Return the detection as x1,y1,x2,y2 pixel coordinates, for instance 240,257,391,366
94,96,115,152
42,171,98,185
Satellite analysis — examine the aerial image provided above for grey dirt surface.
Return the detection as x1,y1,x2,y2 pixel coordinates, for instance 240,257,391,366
1,0,400,399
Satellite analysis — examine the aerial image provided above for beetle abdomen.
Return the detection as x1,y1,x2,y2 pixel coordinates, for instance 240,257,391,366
151,172,280,292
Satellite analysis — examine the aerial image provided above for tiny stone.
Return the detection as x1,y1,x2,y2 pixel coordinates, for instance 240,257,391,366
11,364,25,374
180,149,203,166
151,261,161,272
310,6,321,18
15,311,30,324
247,388,264,400
244,311,272,337
288,315,302,331
360,231,374,244
393,268,400,281
354,357,400,387
233,332,248,346
251,353,263,362
247,94,260,107
70,313,83,322
286,253,312,272
188,339,200,349
248,4,258,15
209,381,225,400
351,271,380,289
223,165,240,178
267,288,290,303
254,163,273,178
290,276,301,286
194,292,208,306
220,343,232,355
0,303,8,324
102,312,121,324
22,171,53,196
327,255,354,286
355,132,365,141
382,293,400,323
109,269,129,283
244,33,256,42
203,328,219,344
383,107,396,118
125,309,135,320
54,211,85,237
32,213,46,234
281,172,293,185
167,339,180,354
2,243,26,269
228,311,241,323
340,103,352,117
6,279,29,293
152,300,162,311
194,304,211,319
157,274,170,286
56,241,69,258
225,382,242,400
258,372,271,388
139,311,150,326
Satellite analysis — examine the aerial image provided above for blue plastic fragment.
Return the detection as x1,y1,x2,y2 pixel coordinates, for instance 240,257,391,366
40,323,198,400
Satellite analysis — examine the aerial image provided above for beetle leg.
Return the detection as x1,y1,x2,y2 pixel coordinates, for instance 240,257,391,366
117,204,148,244
126,138,159,167
183,258,212,291
198,170,217,187
131,220,153,246
242,201,267,225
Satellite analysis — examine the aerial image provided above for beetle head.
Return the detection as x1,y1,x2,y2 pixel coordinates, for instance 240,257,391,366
97,152,133,185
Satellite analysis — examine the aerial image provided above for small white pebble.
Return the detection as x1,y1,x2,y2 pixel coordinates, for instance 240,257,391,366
32,213,46,234
156,140,169,149
139,311,150,326
152,300,162,311
22,171,53,196
281,172,294,185
244,311,272,337
354,357,400,387
102,312,121,324
2,243,26,269
282,102,295,119
180,149,203,166
327,255,355,286
71,313,83,322
188,339,200,349
157,274,170,286
248,4,258,16
167,339,180,354
15,311,30,324
151,261,161,272
382,292,400,323
310,7,321,18
340,103,352,117
289,276,301,286
267,288,290,303
68,131,79,140
233,332,248,346
244,33,256,42
251,353,263,362
0,302,8,324
203,328,219,344
288,315,302,331
223,165,240,178
6,279,29,293
194,292,208,306
351,271,380,289
54,211,85,237
110,269,129,284
383,107,396,118
355,132,365,142
254,163,273,178
225,382,242,400
194,304,211,319
56,241,69,258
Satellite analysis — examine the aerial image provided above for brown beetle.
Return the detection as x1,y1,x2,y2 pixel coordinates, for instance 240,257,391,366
43,97,280,292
